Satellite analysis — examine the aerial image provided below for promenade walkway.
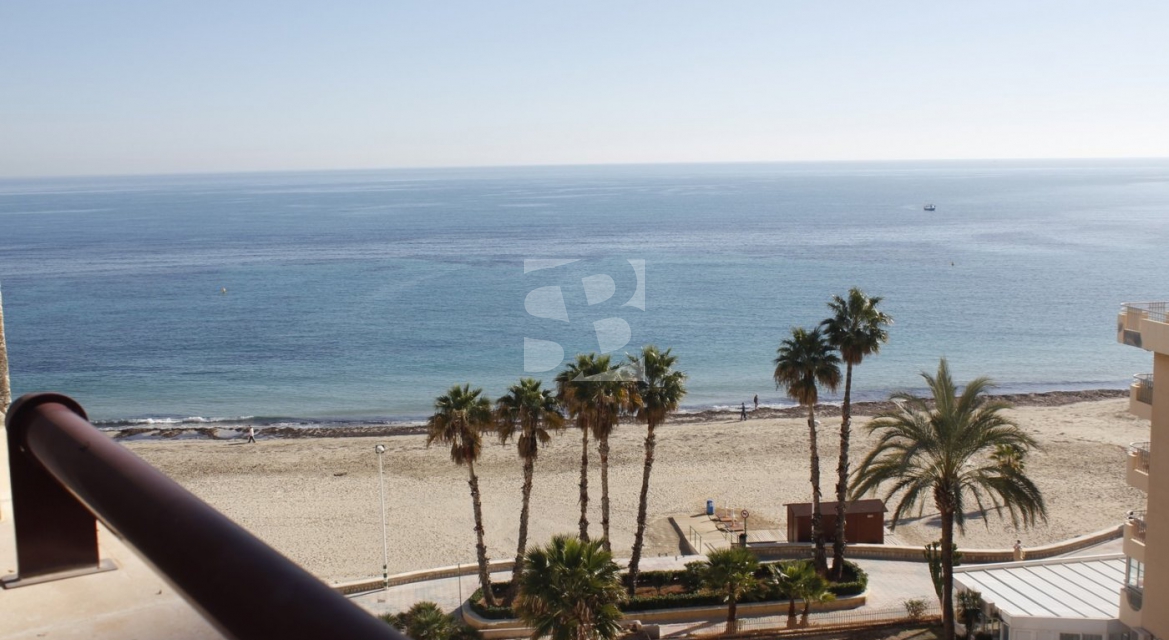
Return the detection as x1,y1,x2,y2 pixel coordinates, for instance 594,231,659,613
351,536,1120,637
351,554,936,636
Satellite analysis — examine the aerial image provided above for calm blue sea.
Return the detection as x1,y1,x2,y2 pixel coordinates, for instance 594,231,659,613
1,160,1166,427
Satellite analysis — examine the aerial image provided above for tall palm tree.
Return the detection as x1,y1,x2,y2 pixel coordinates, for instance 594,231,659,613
556,355,597,542
701,547,761,634
626,345,686,595
514,535,625,640
496,378,565,600
774,327,841,575
427,384,498,607
850,359,1047,640
820,288,891,579
556,353,634,550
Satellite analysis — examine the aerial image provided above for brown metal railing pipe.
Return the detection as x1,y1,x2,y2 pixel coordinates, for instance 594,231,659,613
6,393,404,640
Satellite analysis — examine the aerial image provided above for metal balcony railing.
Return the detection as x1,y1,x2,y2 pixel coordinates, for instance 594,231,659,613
1129,510,1148,542
1131,441,1151,472
1134,374,1154,405
3,393,403,640
1126,585,1144,611
1122,302,1169,324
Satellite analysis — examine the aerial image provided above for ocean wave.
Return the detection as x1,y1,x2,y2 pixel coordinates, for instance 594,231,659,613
93,415,425,430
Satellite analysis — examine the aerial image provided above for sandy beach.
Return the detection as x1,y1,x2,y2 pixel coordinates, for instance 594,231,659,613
126,396,1146,583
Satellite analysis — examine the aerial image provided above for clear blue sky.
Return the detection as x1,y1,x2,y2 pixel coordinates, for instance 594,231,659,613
2,2,1167,177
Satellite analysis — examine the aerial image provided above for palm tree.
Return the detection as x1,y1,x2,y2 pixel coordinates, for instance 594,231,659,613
427,384,498,607
556,355,597,542
990,443,1026,472
514,535,625,640
791,568,834,625
496,378,565,600
384,601,481,640
774,327,841,575
765,561,806,623
701,547,761,634
820,288,891,580
626,345,687,595
850,359,1047,640
555,353,634,550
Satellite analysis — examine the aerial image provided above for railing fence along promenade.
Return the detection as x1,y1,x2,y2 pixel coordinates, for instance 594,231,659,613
691,603,942,637
3,393,403,640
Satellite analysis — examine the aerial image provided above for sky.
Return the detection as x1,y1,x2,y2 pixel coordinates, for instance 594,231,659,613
2,2,1168,177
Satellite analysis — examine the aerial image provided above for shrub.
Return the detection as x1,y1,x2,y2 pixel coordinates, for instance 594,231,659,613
467,587,514,620
620,592,725,612
681,561,707,591
904,598,928,620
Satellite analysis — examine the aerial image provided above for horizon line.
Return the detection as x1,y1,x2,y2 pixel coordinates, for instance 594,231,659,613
4,154,1169,182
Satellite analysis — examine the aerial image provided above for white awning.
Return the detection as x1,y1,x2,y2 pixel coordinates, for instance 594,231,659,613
953,554,1124,621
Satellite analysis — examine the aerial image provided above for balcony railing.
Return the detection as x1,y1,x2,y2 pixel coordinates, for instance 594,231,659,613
1134,374,1154,405
1131,441,1151,472
1129,510,1148,542
3,393,402,640
1126,585,1144,611
1123,302,1169,324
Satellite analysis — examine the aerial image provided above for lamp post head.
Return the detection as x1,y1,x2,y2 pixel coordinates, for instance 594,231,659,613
375,444,386,455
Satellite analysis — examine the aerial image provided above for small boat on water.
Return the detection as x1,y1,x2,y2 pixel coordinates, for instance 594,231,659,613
923,204,936,211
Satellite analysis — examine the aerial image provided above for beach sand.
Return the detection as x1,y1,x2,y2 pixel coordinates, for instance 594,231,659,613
126,398,1146,583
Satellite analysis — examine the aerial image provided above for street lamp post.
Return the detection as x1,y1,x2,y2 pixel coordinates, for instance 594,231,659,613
375,444,389,590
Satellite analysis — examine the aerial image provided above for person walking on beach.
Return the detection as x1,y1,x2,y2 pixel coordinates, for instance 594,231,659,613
247,426,256,444
740,403,747,421
753,394,759,411
1013,539,1025,561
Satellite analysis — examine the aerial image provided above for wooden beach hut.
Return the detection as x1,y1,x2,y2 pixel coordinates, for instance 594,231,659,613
784,499,886,544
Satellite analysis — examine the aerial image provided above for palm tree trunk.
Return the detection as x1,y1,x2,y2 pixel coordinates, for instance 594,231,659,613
940,503,956,640
831,362,854,580
726,594,737,634
467,460,496,607
801,599,811,626
599,434,611,552
627,422,657,595
788,593,796,620
508,453,536,602
808,406,827,575
579,426,590,542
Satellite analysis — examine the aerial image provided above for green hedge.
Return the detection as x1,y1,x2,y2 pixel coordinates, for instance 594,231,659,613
621,591,725,612
468,585,515,620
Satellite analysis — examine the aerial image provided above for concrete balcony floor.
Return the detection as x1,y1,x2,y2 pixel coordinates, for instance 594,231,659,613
0,423,223,639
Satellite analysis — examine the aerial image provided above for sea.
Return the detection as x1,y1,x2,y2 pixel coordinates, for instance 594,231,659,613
1,159,1167,429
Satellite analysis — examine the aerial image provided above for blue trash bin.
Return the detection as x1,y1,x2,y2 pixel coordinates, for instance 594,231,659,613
706,499,714,516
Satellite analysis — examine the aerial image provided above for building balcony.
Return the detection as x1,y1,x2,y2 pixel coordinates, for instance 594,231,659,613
1,393,401,640
1119,586,1144,629
1124,510,1147,562
1118,302,1169,353
1128,442,1150,493
1129,374,1154,420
